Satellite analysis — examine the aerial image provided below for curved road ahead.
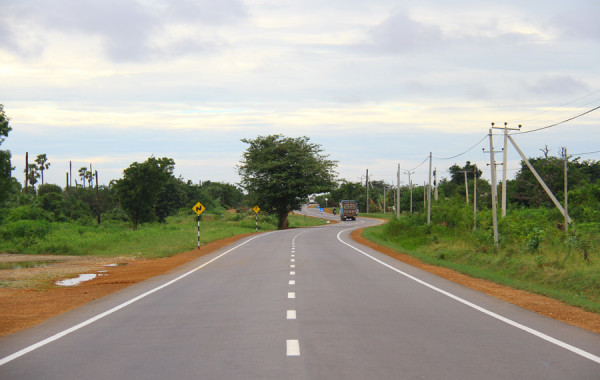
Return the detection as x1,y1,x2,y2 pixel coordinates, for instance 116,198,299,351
0,213,599,379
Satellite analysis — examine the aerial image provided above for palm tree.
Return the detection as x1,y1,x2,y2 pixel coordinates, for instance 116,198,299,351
34,154,50,185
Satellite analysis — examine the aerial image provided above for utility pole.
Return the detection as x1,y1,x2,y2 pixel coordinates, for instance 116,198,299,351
492,122,520,217
404,170,414,213
366,169,369,214
459,170,470,205
562,147,568,236
486,126,499,246
473,166,478,231
427,152,432,225
396,163,401,218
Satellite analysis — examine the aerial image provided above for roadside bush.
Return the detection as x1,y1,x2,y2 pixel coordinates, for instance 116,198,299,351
0,219,52,240
431,196,472,229
4,204,53,222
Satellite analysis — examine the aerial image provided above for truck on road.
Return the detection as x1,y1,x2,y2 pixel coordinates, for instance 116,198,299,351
339,200,358,221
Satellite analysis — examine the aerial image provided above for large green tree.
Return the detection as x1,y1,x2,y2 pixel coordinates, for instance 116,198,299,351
238,135,337,229
115,156,175,228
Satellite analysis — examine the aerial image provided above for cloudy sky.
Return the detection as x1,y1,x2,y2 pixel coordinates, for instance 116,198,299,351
1,0,599,188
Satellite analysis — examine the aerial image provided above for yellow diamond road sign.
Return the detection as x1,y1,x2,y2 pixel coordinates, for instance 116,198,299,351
252,205,260,214
193,202,206,215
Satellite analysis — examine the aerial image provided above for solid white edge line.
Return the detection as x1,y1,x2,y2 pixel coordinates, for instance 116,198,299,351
336,228,600,365
0,231,277,367
286,339,300,356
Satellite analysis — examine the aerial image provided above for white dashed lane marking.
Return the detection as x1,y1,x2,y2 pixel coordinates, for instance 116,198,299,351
287,339,300,356
287,310,296,319
288,292,295,299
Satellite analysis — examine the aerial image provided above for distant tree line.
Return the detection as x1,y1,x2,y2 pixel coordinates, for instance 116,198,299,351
0,104,245,229
318,156,600,224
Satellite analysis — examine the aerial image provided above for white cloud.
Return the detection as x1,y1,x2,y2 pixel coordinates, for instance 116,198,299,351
1,0,599,189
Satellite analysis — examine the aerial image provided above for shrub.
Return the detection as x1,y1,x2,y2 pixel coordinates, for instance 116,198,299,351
0,219,52,240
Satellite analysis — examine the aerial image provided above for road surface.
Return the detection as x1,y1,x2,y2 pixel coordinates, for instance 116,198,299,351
0,211,599,379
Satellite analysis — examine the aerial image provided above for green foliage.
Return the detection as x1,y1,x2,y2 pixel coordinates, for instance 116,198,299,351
239,135,337,229
369,201,600,313
0,149,15,207
526,227,545,253
201,181,244,209
0,210,326,257
0,104,11,146
115,157,175,228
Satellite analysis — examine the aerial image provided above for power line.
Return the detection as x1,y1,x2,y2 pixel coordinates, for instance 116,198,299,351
512,104,600,135
434,134,488,160
509,88,600,125
408,155,429,171
571,150,600,156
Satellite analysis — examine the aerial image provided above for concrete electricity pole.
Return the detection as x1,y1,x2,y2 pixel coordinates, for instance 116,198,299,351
459,170,470,205
396,163,401,218
487,126,499,246
404,170,414,213
563,147,569,236
473,166,478,231
427,152,432,225
492,122,520,217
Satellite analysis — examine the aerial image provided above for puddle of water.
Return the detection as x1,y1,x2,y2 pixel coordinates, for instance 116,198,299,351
55,273,100,287
103,263,129,267
0,261,62,270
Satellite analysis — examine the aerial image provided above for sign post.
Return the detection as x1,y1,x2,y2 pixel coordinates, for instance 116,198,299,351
252,205,260,232
192,202,206,250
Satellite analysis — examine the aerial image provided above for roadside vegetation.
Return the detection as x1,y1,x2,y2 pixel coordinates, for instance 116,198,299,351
0,210,326,258
313,155,600,314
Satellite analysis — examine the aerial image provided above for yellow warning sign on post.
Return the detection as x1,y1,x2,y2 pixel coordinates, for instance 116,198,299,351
192,202,206,215
252,205,260,214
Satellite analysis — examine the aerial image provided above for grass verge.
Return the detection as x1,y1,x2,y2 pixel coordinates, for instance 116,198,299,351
0,211,327,258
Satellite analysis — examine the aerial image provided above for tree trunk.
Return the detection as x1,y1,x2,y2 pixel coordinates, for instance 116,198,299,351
277,211,289,230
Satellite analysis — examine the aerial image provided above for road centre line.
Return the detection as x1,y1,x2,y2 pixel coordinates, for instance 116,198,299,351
336,228,600,365
287,310,297,320
289,280,295,285
0,231,277,367
288,292,296,299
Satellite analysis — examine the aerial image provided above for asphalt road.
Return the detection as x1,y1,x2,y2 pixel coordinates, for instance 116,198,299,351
0,211,599,379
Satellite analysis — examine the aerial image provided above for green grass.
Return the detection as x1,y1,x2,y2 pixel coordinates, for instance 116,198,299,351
0,211,327,258
360,215,600,314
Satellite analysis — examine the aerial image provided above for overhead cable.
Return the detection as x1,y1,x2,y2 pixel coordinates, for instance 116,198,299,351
512,105,600,135
434,134,488,160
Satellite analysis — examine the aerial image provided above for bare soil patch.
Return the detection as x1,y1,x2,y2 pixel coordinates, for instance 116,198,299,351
0,228,598,338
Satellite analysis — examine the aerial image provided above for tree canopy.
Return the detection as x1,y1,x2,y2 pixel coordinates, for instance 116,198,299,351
238,135,337,229
115,157,176,228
